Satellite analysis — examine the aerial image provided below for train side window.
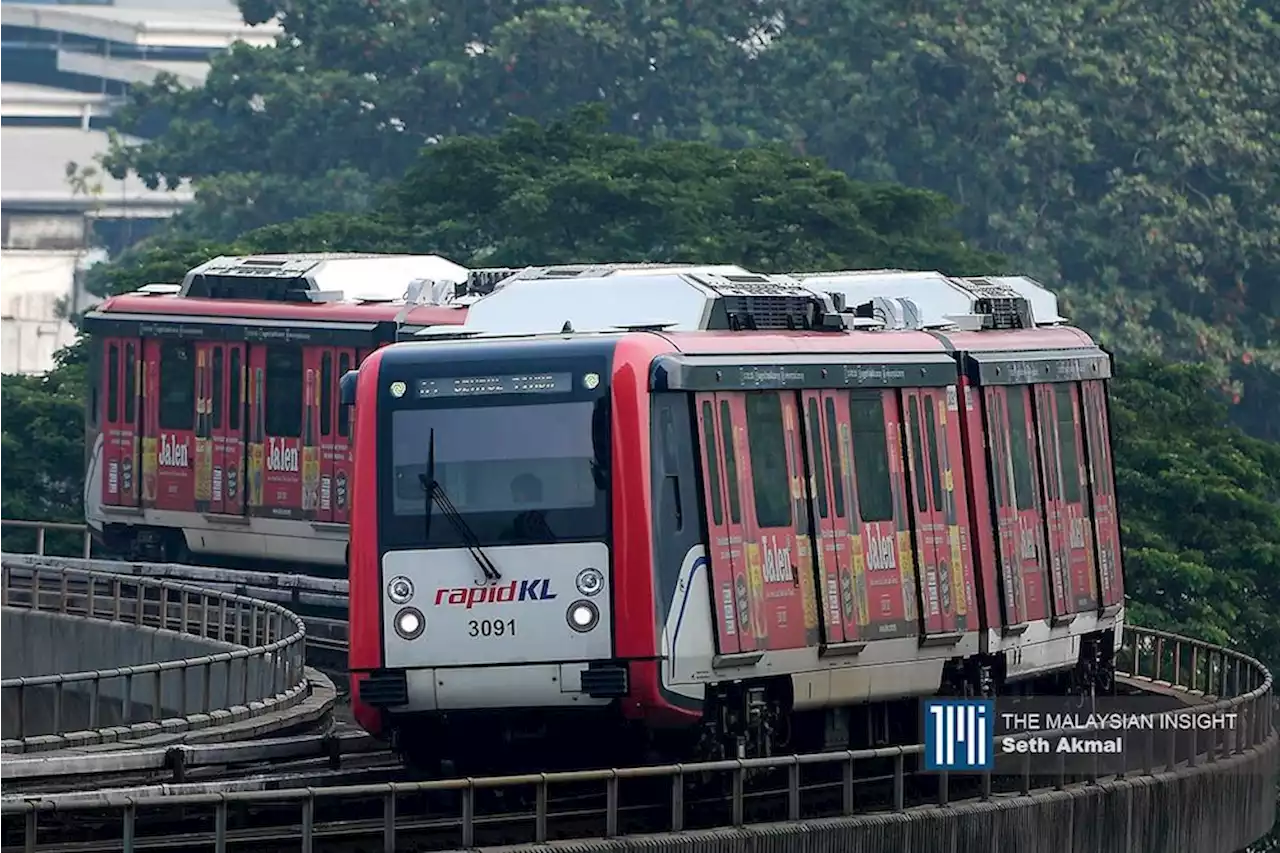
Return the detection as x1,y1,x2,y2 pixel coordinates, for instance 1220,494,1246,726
1083,382,1114,496
744,392,792,528
700,401,724,526
824,397,847,518
124,343,136,424
158,341,195,431
906,395,927,512
849,392,894,522
1056,385,1083,504
212,348,224,430
320,352,333,437
337,353,352,437
229,349,242,431
1006,386,1036,510
923,396,944,509
265,346,303,438
719,400,743,524
806,398,829,519
107,343,120,423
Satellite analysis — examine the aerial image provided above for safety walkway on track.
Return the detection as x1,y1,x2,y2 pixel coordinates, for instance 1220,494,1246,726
0,520,1276,853
0,558,336,756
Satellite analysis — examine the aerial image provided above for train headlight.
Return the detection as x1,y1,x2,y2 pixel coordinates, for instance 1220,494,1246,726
567,600,599,633
387,576,414,604
575,567,604,596
394,607,426,640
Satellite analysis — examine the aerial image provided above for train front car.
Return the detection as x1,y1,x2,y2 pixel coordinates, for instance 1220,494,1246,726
348,336,628,767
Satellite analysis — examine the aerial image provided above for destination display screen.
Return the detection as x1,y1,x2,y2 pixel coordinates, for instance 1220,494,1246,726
415,372,573,398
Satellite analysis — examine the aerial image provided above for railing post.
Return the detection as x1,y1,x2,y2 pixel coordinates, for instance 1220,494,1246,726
35,527,45,556
82,529,92,559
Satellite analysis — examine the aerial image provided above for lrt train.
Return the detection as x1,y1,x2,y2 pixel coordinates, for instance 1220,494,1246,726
80,253,515,568
344,267,1125,768
80,252,748,569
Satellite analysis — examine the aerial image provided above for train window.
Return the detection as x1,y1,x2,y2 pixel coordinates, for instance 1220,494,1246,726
1083,382,1114,496
745,392,792,529
849,393,894,523
824,398,847,518
906,395,927,512
320,352,333,437
124,343,136,424
1006,386,1037,511
1056,386,1080,505
158,342,195,431
701,401,724,526
229,349,242,431
212,348,224,430
107,343,119,423
337,353,352,437
923,397,944,509
719,400,743,524
265,347,303,438
806,399,829,519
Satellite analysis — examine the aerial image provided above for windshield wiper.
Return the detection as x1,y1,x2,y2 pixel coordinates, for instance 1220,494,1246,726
418,429,502,582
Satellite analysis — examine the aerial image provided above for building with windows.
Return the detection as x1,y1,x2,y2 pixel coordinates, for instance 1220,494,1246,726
1,0,280,374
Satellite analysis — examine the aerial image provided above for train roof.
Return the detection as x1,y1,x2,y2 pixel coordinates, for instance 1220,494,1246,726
458,266,1076,338
81,252,496,344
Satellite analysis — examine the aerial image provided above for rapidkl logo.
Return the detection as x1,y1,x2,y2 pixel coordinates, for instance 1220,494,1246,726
434,579,557,609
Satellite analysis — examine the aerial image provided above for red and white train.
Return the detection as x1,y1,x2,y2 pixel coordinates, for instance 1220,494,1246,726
80,254,731,570
345,267,1125,767
80,253,515,568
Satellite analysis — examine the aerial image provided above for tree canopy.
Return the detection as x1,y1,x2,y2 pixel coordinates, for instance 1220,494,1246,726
100,0,1279,437
89,109,1000,297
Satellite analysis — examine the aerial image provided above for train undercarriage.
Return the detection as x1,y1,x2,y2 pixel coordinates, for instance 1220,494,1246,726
387,630,1118,776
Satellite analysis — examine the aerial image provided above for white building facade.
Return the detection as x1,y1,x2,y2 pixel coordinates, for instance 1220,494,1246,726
1,0,280,374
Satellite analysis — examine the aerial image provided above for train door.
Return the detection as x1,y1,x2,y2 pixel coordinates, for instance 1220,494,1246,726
199,342,247,516
731,391,815,652
1032,384,1072,620
331,348,356,523
986,386,1052,624
901,389,948,635
1081,381,1123,610
1036,383,1098,615
934,387,976,633
847,390,918,639
193,343,215,513
100,338,141,508
800,390,862,647
694,393,754,656
149,340,197,513
314,347,357,524
247,344,306,518
300,349,323,519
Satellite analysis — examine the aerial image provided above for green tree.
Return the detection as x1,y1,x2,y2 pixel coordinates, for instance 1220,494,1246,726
94,109,1000,299
101,1,780,239
103,0,1280,437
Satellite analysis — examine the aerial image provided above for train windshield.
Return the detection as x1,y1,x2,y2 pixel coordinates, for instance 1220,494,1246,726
381,399,610,549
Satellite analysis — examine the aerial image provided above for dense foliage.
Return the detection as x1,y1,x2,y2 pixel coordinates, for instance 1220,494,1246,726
100,0,1280,437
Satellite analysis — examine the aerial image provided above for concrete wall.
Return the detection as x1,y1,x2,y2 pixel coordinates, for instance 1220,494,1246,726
1,607,285,738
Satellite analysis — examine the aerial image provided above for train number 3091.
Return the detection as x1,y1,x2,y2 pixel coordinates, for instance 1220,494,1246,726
468,619,516,638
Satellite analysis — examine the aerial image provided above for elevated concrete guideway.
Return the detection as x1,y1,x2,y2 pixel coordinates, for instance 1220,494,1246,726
0,560,332,754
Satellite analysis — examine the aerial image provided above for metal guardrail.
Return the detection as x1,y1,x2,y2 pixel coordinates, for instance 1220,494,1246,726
0,561,310,751
1,625,1272,853
0,517,351,654
0,519,93,559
